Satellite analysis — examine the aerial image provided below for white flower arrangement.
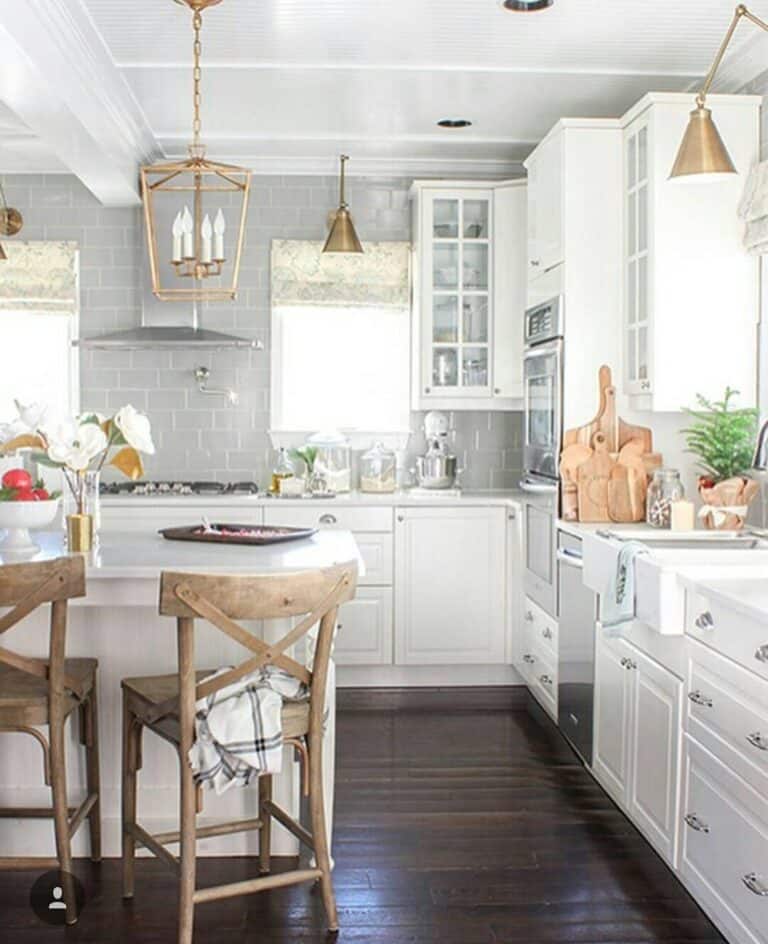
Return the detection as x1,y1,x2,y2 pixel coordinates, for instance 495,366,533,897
0,400,155,514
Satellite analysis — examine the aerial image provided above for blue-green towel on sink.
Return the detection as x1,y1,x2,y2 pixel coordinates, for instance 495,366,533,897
601,541,650,632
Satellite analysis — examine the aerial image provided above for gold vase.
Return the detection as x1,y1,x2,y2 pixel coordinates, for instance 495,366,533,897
66,513,93,552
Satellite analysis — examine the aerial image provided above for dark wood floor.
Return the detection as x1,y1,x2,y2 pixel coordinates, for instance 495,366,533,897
1,698,724,943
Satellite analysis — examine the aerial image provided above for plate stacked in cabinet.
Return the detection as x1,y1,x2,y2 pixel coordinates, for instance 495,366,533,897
682,586,768,944
518,597,558,720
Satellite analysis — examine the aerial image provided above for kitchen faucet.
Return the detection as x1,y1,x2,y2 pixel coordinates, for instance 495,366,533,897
753,418,768,471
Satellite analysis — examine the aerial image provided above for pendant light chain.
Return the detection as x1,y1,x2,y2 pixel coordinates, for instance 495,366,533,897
192,9,203,152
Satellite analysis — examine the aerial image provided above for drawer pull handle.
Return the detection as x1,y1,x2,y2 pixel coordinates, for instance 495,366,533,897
621,657,637,671
522,654,536,664
688,690,713,708
539,674,553,687
684,813,710,834
742,873,768,897
524,610,534,623
695,611,715,631
542,627,553,640
755,644,768,664
747,732,768,751
319,514,337,525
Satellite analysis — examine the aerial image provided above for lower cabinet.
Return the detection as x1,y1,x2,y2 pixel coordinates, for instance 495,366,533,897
517,596,558,721
593,631,683,866
394,506,506,664
333,587,393,666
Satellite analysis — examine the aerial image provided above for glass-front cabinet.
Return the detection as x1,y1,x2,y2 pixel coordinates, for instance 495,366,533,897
410,182,526,411
624,118,652,397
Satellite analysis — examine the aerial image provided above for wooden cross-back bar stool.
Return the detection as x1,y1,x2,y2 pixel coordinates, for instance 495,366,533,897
0,555,101,924
120,563,357,944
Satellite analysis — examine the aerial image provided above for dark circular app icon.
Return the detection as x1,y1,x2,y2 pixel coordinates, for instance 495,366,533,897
29,870,85,926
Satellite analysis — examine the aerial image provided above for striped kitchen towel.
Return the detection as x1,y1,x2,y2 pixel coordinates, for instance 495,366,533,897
188,665,308,795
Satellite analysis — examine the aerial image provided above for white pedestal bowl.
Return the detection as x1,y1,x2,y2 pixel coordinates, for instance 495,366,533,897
0,500,60,558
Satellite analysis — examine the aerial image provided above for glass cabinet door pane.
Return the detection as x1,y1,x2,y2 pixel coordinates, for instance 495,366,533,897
628,329,637,382
463,200,489,239
638,126,648,181
462,296,488,343
433,244,459,289
627,135,637,189
627,261,637,324
433,295,459,343
433,199,459,239
638,256,648,323
432,347,458,387
627,192,637,256
462,347,489,387
463,243,488,291
638,327,648,380
637,184,648,253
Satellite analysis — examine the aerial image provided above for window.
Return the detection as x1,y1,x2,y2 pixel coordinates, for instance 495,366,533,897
271,240,410,437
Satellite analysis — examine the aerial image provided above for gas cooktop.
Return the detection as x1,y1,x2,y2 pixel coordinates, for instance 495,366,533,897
99,480,260,497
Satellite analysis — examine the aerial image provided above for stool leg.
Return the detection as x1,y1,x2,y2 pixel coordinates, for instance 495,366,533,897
49,705,76,925
258,774,272,873
308,733,338,932
121,691,139,899
178,747,197,944
84,683,102,863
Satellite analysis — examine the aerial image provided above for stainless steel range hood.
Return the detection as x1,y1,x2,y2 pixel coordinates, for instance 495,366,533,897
75,324,261,351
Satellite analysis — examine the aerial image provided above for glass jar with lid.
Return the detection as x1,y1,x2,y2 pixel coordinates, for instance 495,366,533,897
646,468,685,529
359,441,397,493
306,431,351,493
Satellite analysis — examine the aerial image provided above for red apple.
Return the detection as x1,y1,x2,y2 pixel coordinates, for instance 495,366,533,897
1,468,32,491
32,488,50,501
13,489,37,501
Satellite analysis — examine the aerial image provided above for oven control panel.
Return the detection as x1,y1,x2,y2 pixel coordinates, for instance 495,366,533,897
525,296,563,346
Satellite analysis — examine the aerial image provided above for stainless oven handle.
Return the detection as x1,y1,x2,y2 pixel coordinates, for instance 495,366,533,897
519,480,558,495
557,549,584,570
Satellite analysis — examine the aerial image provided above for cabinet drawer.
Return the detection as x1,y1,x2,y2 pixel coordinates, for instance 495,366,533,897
530,647,558,721
686,591,768,684
334,587,393,666
681,738,768,944
686,639,768,796
264,505,392,533
523,596,558,660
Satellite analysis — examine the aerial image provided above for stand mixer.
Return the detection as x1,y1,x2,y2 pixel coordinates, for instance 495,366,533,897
413,411,461,490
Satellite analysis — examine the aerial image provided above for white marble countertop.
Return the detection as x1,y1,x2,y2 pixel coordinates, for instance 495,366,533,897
100,488,524,509
1,529,365,580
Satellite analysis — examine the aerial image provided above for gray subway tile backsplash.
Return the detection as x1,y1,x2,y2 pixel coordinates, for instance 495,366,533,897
2,173,523,489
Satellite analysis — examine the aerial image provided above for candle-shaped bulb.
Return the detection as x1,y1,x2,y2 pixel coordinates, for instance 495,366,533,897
171,211,183,263
201,214,212,264
213,208,225,261
181,205,194,259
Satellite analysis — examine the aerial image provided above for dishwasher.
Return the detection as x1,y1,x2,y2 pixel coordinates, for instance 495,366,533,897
556,531,597,766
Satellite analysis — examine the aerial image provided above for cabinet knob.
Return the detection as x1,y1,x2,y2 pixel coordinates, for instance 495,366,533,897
688,690,713,708
522,653,535,664
530,259,541,267
684,813,710,834
397,514,404,522
524,610,534,622
620,657,636,670
755,644,768,664
508,510,516,520
319,513,337,525
640,380,651,391
424,386,431,394
494,387,501,395
747,732,767,751
542,627,553,640
742,873,768,897
539,674,553,687
695,611,714,631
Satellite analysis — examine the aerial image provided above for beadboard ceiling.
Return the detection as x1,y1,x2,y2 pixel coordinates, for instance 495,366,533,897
1,0,768,199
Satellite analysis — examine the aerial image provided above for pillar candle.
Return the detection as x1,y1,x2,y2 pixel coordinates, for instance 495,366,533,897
181,205,194,259
213,208,225,261
670,499,695,531
171,211,183,263
201,214,212,264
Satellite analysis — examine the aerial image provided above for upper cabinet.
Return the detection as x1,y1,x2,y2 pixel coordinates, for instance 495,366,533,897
410,180,526,411
526,130,564,279
620,93,761,410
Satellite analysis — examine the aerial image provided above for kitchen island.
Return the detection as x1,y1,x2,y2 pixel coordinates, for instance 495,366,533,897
0,529,363,860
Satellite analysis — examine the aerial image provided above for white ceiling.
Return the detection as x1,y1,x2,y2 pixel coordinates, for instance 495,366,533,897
2,0,768,196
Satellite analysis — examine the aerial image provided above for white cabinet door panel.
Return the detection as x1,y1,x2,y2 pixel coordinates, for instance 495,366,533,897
593,632,631,806
334,587,393,666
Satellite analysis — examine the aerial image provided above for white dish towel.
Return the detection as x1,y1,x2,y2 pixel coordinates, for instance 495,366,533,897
600,540,649,632
738,160,768,254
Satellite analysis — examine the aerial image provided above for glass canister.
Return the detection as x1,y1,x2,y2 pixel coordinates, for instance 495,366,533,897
646,468,685,529
306,431,351,493
359,441,397,493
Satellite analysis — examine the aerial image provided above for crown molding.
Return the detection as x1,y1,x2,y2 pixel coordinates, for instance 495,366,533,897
0,0,159,206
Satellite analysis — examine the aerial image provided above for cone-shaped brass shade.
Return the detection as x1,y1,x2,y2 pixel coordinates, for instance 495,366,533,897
322,154,363,254
670,104,737,179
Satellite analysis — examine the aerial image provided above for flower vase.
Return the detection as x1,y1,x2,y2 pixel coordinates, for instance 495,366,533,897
64,470,100,551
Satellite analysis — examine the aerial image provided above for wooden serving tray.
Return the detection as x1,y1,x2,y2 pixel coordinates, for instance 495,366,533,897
158,523,317,546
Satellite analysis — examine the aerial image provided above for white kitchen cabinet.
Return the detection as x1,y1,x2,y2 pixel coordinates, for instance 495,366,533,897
410,180,526,411
100,503,265,532
620,93,761,409
333,587,393,666
394,506,506,664
517,596,558,721
525,130,563,279
593,631,683,866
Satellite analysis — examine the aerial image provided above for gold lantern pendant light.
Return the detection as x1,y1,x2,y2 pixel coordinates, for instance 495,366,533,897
141,0,251,300
670,4,768,180
323,155,363,254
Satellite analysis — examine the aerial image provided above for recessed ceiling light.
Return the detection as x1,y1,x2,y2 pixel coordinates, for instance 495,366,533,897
437,119,473,129
501,0,553,10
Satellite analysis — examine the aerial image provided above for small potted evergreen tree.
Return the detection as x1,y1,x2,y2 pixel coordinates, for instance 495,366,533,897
682,387,760,530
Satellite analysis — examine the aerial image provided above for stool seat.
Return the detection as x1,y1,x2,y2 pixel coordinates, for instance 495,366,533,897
122,671,311,744
0,658,97,726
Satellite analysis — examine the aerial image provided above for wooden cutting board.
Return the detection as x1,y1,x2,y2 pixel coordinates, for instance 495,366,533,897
560,443,592,521
576,432,613,522
563,366,618,452
608,441,647,522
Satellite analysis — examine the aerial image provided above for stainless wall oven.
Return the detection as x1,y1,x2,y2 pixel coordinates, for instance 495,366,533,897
521,296,563,618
